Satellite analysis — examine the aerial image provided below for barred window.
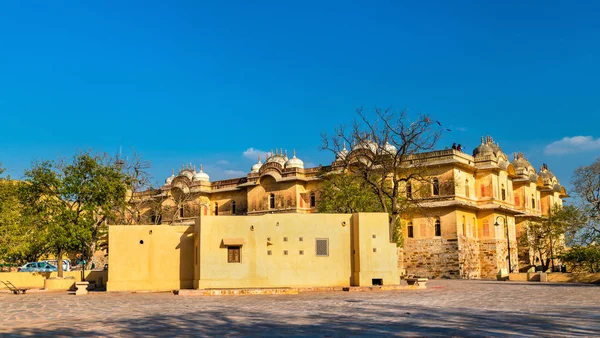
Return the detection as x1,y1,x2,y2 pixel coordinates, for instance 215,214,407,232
316,238,329,257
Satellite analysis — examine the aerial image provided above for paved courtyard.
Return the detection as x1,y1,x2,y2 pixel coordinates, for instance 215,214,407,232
1,280,599,337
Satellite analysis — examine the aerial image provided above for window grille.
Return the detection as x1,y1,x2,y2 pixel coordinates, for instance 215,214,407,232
316,238,329,256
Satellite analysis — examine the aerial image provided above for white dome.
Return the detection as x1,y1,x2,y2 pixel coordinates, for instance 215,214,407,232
285,150,304,169
265,149,286,166
165,170,175,184
378,142,397,155
193,165,210,182
178,168,194,180
352,139,378,153
336,144,349,160
251,157,263,173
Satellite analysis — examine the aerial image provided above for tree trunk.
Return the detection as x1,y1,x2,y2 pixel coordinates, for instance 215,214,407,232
57,249,64,278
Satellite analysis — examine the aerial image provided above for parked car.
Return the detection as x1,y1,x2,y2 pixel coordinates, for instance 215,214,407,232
18,262,58,272
42,259,71,271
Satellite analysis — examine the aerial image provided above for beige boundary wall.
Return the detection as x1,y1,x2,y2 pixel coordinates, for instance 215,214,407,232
508,272,600,283
0,270,108,291
107,213,399,292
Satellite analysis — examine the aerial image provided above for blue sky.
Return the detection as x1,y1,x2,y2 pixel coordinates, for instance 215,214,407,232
1,1,599,192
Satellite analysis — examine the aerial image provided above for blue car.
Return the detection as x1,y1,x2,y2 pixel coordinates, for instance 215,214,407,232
18,262,58,272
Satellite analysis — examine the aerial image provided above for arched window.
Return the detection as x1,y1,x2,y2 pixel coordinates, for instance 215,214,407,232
465,179,470,198
407,222,414,238
310,192,316,208
232,201,236,215
406,182,412,198
501,184,506,201
269,193,275,209
531,194,535,209
462,215,467,236
214,202,219,216
435,218,441,236
432,178,440,196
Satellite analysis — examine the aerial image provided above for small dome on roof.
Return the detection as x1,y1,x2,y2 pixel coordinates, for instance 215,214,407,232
192,165,210,182
178,166,194,180
265,149,286,166
352,138,378,153
251,156,263,173
473,143,494,157
285,150,304,169
165,169,175,184
511,152,534,171
336,144,349,160
379,142,397,155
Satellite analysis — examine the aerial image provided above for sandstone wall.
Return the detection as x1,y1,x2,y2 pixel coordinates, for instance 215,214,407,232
403,238,460,278
458,236,481,279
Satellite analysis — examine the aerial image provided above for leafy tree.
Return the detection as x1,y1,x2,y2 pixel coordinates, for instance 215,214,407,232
321,107,443,244
317,172,383,214
520,204,582,271
560,245,600,273
20,152,131,277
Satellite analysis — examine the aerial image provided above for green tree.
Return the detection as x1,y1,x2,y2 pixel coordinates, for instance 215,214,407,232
520,204,581,271
317,172,383,214
20,152,130,277
560,245,600,273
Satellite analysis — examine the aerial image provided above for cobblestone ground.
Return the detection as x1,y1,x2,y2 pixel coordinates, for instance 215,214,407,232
1,280,599,337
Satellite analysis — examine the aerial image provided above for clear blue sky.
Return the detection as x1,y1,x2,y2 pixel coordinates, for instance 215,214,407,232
1,1,599,192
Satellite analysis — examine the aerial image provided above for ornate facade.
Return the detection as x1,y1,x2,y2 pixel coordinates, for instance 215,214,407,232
135,137,567,279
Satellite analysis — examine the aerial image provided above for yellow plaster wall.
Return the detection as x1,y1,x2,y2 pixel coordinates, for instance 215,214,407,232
196,214,354,288
107,225,195,292
351,213,399,286
106,213,398,291
0,270,108,291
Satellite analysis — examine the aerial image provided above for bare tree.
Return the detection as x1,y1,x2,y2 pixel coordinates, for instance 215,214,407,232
321,107,444,244
571,158,600,244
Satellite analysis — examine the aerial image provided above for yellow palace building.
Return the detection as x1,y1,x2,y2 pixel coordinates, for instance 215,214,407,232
111,136,567,290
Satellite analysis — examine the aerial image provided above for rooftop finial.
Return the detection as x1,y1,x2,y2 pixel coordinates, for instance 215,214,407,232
199,164,203,172
257,155,261,162
172,169,175,175
293,149,297,158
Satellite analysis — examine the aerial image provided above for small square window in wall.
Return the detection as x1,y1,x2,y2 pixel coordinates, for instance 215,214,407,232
299,250,304,255
316,238,329,257
373,248,377,253
299,237,303,242
372,234,376,239
228,246,241,263
267,250,272,255
283,237,288,242
283,250,288,255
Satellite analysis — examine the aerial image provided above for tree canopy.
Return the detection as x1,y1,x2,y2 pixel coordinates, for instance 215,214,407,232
4,151,148,276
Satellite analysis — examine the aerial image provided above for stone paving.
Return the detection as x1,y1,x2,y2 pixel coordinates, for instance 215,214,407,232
1,280,599,337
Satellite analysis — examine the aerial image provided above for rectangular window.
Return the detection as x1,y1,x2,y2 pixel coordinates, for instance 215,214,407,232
408,225,414,238
316,238,329,257
227,246,241,263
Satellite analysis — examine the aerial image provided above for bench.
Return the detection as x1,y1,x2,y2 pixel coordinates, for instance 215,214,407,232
406,278,428,289
0,280,29,294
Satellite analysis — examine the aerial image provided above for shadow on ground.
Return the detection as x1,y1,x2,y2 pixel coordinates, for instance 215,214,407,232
3,298,600,337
